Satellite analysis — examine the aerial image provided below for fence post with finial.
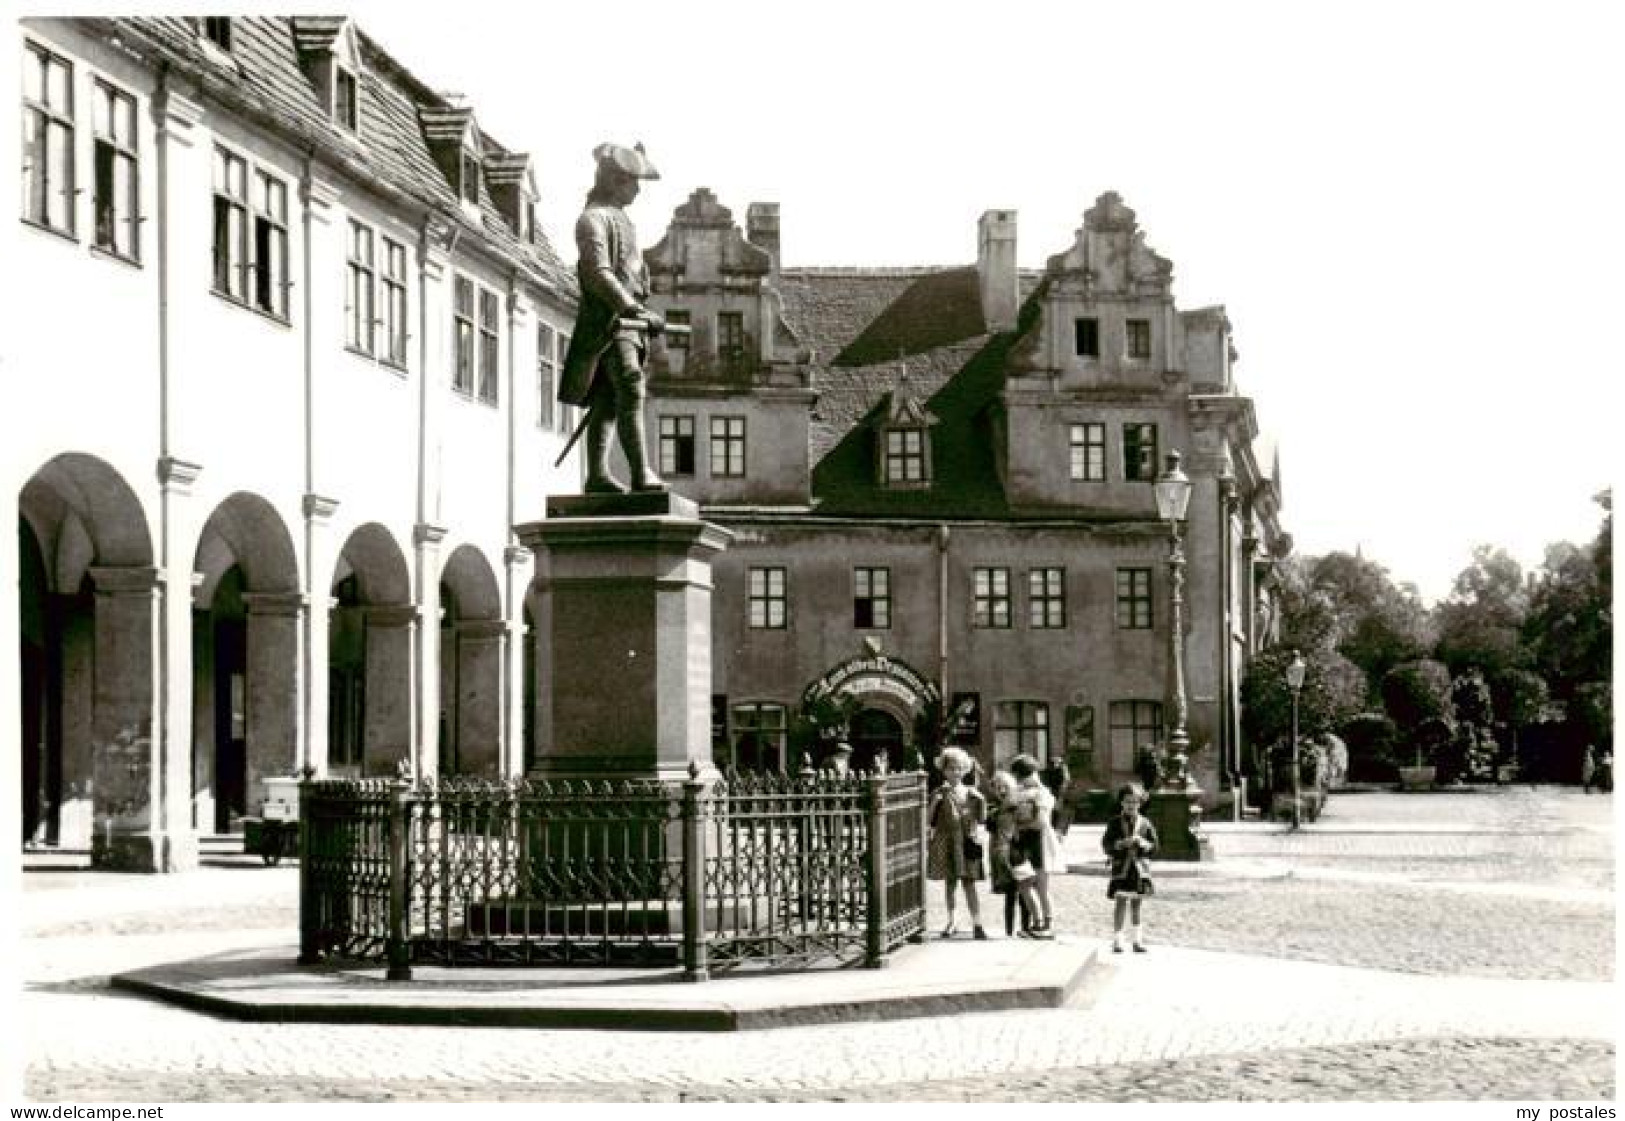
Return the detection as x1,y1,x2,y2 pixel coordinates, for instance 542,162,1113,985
385,761,413,981
681,760,709,982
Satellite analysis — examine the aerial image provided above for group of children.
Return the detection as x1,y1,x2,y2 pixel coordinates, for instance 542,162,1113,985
926,746,1158,952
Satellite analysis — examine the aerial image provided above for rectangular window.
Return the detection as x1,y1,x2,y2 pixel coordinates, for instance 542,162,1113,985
1074,317,1099,358
22,42,76,237
731,702,787,773
555,334,573,433
459,149,480,204
202,17,232,50
1116,567,1152,629
659,415,696,476
477,289,500,403
973,567,1012,629
381,238,408,366
1068,422,1105,482
1126,318,1152,359
211,148,249,300
251,171,289,317
1029,567,1066,629
1109,700,1162,772
995,701,1050,765
334,68,358,132
91,79,138,259
710,416,745,477
885,428,926,484
854,567,891,630
717,310,746,375
1123,422,1158,482
748,567,787,630
663,310,689,349
345,220,375,354
452,276,475,393
536,323,557,428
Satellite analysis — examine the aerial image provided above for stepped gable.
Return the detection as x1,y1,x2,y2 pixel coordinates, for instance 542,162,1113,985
644,188,774,280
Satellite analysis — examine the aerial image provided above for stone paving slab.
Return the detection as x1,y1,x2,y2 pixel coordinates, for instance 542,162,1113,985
28,942,1613,1099
109,936,1097,1031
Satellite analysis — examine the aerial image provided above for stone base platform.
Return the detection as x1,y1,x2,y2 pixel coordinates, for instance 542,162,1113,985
111,938,1098,1032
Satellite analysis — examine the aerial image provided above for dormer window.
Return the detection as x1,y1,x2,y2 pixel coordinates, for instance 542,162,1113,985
202,18,232,51
875,380,937,489
334,68,358,132
459,149,480,205
481,151,536,238
292,19,364,138
885,429,927,485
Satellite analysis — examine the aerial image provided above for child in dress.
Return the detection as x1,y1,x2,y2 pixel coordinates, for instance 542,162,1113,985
1101,783,1159,952
1008,754,1063,937
926,746,987,939
987,770,1039,937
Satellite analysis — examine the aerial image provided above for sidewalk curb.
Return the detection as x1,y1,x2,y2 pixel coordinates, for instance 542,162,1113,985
110,940,1101,1032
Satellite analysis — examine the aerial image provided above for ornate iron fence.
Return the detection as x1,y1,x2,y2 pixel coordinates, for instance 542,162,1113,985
299,767,927,980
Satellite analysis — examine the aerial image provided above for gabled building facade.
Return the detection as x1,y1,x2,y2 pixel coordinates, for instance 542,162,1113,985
11,16,583,869
636,190,1289,803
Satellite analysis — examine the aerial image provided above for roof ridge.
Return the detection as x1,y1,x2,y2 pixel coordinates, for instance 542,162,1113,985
779,265,967,278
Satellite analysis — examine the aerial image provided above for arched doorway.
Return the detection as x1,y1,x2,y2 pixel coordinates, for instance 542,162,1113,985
202,565,247,832
18,453,156,865
850,707,904,773
19,515,56,845
438,544,502,776
329,524,412,777
191,492,300,833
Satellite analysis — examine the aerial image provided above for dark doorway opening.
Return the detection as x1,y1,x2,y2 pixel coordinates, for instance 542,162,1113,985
851,707,904,773
211,566,248,833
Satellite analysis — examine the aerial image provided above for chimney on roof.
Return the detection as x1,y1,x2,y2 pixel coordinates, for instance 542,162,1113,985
747,202,780,275
977,209,1018,333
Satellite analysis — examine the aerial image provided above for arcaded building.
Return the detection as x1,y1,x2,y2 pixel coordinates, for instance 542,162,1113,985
636,189,1289,801
11,16,582,869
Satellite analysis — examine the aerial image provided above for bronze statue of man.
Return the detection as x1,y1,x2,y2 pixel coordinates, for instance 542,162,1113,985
557,142,667,493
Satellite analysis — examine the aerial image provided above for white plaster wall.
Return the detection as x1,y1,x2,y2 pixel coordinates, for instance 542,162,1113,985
9,19,580,849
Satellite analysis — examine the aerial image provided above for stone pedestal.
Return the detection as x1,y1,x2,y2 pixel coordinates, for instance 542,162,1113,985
515,492,731,782
1147,786,1212,862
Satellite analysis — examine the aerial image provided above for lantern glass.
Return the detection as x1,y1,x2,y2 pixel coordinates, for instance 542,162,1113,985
1286,651,1307,693
1153,450,1192,522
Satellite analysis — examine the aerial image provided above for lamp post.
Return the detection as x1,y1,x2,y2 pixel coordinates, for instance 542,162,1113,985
1286,650,1307,829
1153,450,1193,787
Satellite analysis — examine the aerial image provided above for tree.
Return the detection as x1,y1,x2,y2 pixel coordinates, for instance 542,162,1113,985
1496,667,1549,777
1241,646,1366,752
1442,669,1495,781
1272,554,1339,655
1524,493,1612,709
1340,711,1400,782
1380,659,1454,765
1316,553,1433,664
1435,546,1528,676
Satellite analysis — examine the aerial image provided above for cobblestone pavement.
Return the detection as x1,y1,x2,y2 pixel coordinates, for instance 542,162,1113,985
10,786,1617,1104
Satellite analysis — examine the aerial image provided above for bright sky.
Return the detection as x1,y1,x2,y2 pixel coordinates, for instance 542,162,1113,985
73,0,1625,602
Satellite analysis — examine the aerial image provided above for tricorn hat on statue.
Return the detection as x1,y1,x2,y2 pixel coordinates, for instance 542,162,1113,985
592,141,660,180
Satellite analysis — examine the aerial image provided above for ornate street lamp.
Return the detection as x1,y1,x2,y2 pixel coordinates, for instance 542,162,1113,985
1286,649,1307,829
1153,450,1193,787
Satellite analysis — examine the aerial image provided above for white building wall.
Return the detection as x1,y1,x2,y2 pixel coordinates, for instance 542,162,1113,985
8,17,581,867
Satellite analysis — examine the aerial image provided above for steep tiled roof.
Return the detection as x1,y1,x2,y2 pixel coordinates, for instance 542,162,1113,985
775,266,1029,516
89,16,572,298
